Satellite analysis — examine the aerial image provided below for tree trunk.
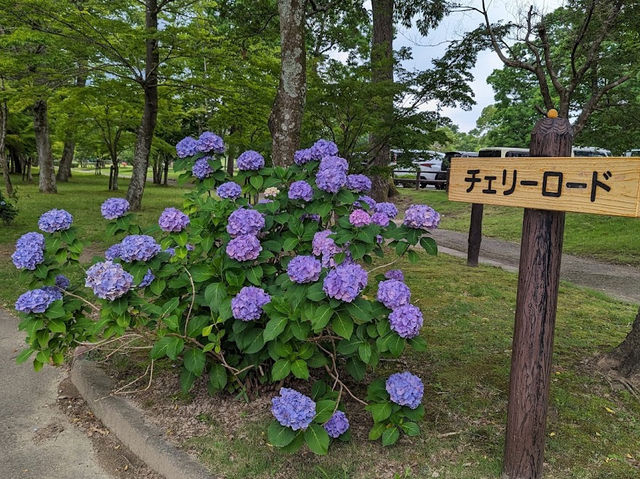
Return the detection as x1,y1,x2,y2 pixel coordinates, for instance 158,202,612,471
608,307,640,377
109,153,119,191
126,0,159,210
56,136,75,182
33,99,57,193
1,97,12,197
268,0,307,167
163,156,169,185
369,0,394,202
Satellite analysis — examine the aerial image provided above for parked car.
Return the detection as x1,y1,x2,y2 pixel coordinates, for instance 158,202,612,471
391,149,445,188
624,149,640,157
436,151,479,190
572,146,611,157
478,147,530,158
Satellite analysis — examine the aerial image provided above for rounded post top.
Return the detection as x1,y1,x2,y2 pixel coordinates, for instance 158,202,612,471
547,109,558,118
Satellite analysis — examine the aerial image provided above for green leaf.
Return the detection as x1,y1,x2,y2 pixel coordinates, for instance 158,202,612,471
204,283,227,312
208,364,227,392
180,368,196,393
190,265,215,282
401,422,420,436
246,265,263,286
268,421,297,447
186,316,210,338
346,299,372,323
314,400,337,423
332,314,353,340
311,305,333,331
369,403,392,423
150,336,180,359
382,426,400,446
345,357,366,381
15,348,34,364
149,278,166,296
304,424,330,455
395,241,409,256
46,301,66,319
407,249,420,264
271,359,291,381
306,283,326,302
48,320,66,334
358,343,372,364
166,338,184,360
282,237,299,251
388,335,405,356
161,297,180,317
249,175,264,190
368,422,386,440
263,316,288,341
244,330,264,354
290,359,309,380
409,336,427,352
183,348,206,377
420,236,438,255
404,404,425,421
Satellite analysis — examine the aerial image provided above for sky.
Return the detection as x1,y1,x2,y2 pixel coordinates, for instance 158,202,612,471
393,0,565,132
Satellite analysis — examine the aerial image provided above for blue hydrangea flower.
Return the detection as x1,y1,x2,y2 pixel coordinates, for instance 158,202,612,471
371,212,389,227
176,136,198,158
324,411,350,438
346,174,372,192
287,255,322,284
377,279,411,309
294,148,314,165
216,181,242,200
389,304,423,339
226,234,262,262
386,372,424,409
310,139,339,160
271,388,316,431
349,209,371,227
301,213,321,223
227,208,265,237
312,230,342,268
11,232,45,270
85,261,134,301
164,247,176,257
319,155,348,172
119,235,161,262
375,202,398,219
192,157,214,179
15,288,62,314
138,269,155,288
323,263,368,302
237,150,265,171
353,195,376,210
196,131,225,154
38,209,73,233
101,198,130,220
384,269,404,281
316,168,346,194
288,180,313,202
403,204,440,229
231,286,271,321
158,207,190,232
55,274,70,290
105,243,123,261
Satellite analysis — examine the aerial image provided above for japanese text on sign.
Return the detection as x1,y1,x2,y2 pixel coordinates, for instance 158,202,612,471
448,157,640,217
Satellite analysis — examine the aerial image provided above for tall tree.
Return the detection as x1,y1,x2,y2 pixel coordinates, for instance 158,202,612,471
0,76,11,196
56,68,87,182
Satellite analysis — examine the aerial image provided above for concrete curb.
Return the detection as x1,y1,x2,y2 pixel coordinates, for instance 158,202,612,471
71,359,216,479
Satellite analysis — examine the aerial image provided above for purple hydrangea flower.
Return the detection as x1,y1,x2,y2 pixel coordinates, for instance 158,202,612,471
404,204,441,229
257,199,273,205
310,139,339,160
231,286,271,321
85,261,133,301
226,235,262,262
389,304,423,339
346,174,372,192
11,232,45,270
375,202,398,219
15,288,62,314
101,198,130,220
323,263,368,302
237,150,265,171
294,148,314,165
271,388,316,431
349,209,371,227
324,411,350,438
138,269,155,288
353,195,376,210
371,212,389,227
196,131,225,154
192,157,214,179
158,208,190,232
176,136,198,158
38,209,73,233
227,208,265,237
312,230,342,268
164,247,176,257
319,155,348,172
301,213,321,223
287,255,322,284
386,372,424,409
288,180,313,202
384,269,404,281
216,181,242,200
316,168,347,194
377,279,411,309
55,274,70,290
105,243,122,261
119,235,161,262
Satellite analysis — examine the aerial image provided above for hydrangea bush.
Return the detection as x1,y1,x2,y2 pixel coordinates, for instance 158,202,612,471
13,133,440,455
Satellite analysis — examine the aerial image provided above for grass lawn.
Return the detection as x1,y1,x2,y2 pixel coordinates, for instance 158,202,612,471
397,188,640,266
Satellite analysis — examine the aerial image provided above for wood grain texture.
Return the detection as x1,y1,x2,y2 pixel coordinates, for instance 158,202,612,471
467,203,483,266
448,157,640,217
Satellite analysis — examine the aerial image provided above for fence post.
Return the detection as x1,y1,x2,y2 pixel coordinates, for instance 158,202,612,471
467,203,483,266
415,168,420,190
503,113,572,479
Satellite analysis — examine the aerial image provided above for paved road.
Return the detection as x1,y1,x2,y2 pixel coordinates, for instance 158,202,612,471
0,309,111,479
432,228,640,304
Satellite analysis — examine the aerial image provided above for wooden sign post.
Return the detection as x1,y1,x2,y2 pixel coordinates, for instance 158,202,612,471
448,113,640,479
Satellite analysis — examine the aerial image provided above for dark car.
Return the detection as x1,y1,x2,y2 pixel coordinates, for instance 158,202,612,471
435,151,479,190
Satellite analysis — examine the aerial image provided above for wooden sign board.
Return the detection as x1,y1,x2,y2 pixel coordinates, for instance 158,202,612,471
448,157,640,217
